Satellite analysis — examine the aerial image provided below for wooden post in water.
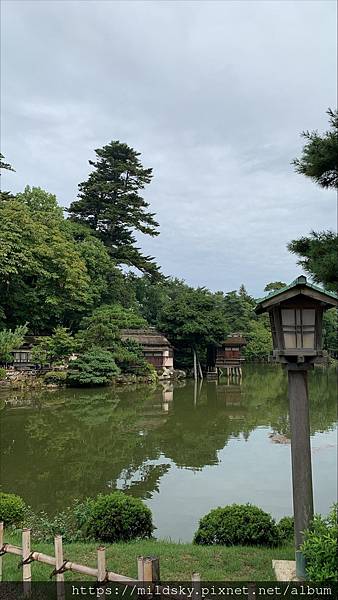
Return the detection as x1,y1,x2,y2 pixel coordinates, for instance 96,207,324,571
22,528,31,597
0,522,3,582
193,348,198,380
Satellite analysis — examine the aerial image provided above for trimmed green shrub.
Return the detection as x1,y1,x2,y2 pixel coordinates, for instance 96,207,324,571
67,349,120,386
277,516,294,543
193,504,279,546
0,492,26,526
0,367,6,380
114,339,154,376
43,370,67,384
301,504,337,582
80,492,153,542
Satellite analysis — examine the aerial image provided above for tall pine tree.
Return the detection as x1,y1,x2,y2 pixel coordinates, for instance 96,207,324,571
69,141,161,278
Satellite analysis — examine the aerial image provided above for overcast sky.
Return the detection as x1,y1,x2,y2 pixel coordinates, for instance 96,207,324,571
1,0,336,297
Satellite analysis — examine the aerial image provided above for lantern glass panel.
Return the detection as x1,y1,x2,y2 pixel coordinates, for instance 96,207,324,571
281,308,316,350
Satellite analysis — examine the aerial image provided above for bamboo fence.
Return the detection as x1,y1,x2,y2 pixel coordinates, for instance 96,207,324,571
0,522,203,598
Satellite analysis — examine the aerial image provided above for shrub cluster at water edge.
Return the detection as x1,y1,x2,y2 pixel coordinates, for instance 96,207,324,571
0,367,6,380
43,370,67,384
193,504,279,546
0,492,26,526
79,492,154,542
301,504,337,582
66,349,120,386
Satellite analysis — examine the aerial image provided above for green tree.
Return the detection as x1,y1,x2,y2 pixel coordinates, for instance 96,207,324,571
113,338,154,376
222,289,254,333
289,109,338,290
0,153,15,172
0,195,92,331
292,109,338,189
16,185,64,218
76,304,147,350
67,349,120,386
65,220,130,309
158,284,229,373
323,308,337,352
244,318,272,361
31,327,75,365
0,324,28,363
0,152,15,201
264,281,286,293
68,141,160,277
288,231,337,292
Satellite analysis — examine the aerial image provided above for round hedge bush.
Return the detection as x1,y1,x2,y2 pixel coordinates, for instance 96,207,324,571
0,492,26,526
193,503,279,546
81,492,153,542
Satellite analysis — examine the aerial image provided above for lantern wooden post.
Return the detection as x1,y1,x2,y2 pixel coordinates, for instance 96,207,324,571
0,521,3,582
254,275,338,580
287,365,314,553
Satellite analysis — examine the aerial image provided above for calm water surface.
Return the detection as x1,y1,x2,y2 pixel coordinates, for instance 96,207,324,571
0,365,336,541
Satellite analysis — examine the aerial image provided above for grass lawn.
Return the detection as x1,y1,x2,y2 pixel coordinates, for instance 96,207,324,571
2,533,294,581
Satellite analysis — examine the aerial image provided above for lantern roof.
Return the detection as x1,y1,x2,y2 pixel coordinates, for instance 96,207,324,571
255,276,338,315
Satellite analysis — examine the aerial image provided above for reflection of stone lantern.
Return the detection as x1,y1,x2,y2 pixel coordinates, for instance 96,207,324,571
255,276,337,578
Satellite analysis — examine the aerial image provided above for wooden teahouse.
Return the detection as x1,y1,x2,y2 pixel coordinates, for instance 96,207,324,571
207,333,247,379
120,328,174,372
10,336,37,369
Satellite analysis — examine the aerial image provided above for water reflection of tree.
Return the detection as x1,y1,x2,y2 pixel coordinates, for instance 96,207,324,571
0,366,336,513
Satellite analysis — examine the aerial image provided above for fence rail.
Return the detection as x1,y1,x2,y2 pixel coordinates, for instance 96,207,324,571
0,522,201,598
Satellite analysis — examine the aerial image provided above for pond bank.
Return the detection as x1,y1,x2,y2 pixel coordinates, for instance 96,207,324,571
0,367,186,390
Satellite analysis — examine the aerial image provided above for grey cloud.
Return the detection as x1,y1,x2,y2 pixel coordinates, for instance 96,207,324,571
1,0,336,296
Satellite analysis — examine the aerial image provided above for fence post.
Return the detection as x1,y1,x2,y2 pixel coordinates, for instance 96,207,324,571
144,557,160,582
191,572,201,597
137,556,144,581
22,528,32,597
0,522,3,582
97,547,106,583
55,535,65,600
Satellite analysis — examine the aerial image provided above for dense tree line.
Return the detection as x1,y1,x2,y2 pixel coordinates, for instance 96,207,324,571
0,128,336,374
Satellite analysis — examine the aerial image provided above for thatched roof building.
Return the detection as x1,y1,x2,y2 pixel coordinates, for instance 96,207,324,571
120,329,173,370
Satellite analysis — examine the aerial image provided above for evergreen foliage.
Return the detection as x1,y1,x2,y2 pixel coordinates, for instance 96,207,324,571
292,109,338,189
290,109,338,290
31,327,75,365
288,231,338,292
69,141,160,277
264,282,286,293
76,304,147,350
0,324,28,363
66,349,120,386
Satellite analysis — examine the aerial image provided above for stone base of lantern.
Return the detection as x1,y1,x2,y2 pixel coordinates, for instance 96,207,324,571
272,560,301,581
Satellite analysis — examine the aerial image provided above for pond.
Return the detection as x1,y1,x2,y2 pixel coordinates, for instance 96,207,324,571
0,365,336,542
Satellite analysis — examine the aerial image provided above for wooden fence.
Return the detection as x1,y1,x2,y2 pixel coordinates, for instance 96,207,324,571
0,522,202,598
